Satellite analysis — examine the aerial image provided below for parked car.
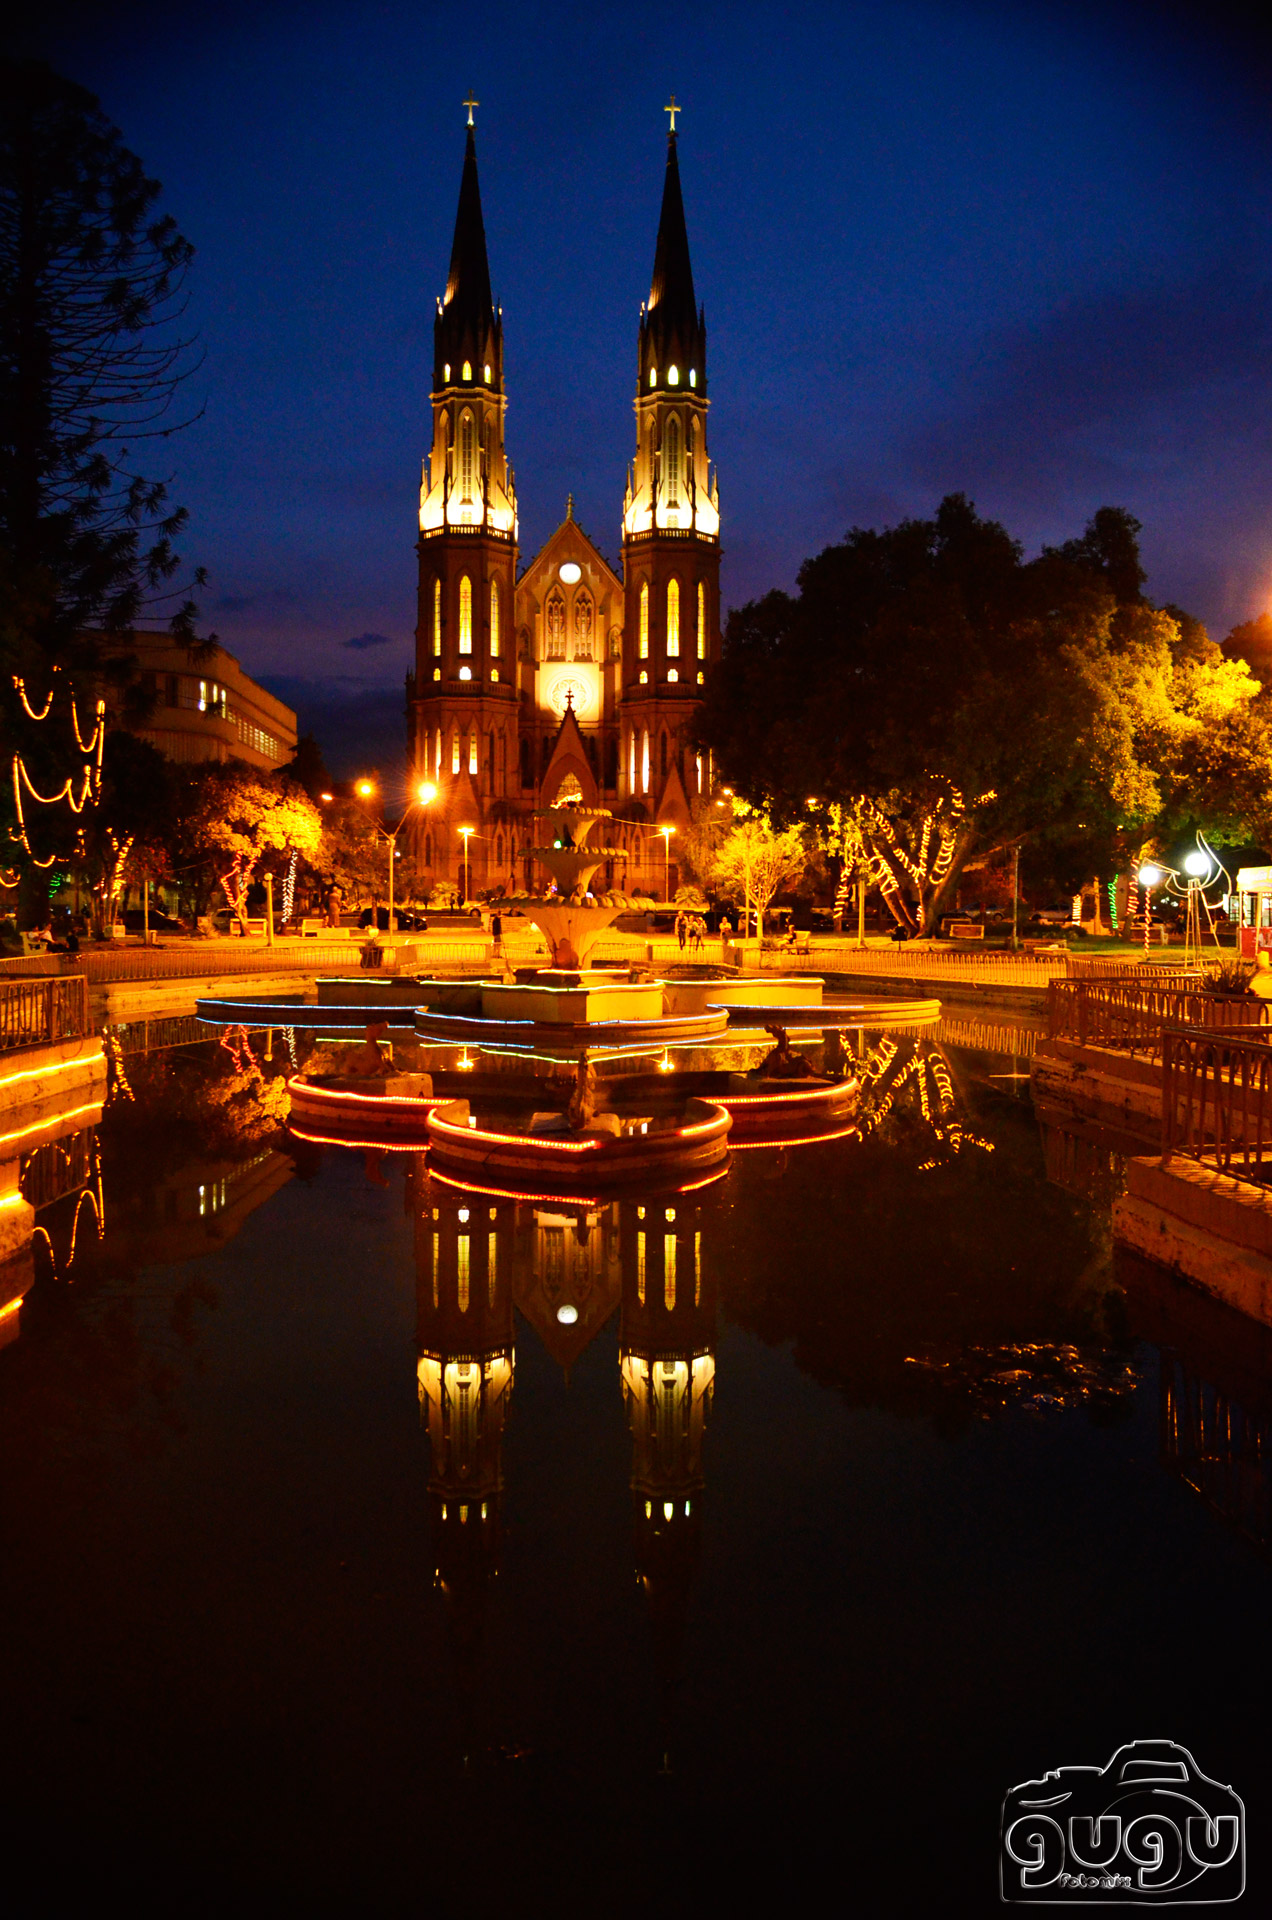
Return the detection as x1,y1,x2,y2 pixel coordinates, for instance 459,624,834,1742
120,909,185,933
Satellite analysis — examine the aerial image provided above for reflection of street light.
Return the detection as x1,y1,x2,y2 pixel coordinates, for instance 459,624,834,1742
460,826,474,905
658,825,675,903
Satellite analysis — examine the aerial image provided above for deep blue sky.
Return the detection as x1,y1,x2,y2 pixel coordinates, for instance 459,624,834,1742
16,0,1272,767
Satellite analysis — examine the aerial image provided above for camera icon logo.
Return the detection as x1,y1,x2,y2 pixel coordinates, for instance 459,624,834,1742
1000,1739,1243,1903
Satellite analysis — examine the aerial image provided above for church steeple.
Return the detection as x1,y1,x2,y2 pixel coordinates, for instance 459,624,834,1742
620,114,720,827
434,121,502,393
640,129,706,395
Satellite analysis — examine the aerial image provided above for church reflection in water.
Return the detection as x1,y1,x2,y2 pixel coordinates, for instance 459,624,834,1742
410,1162,717,1746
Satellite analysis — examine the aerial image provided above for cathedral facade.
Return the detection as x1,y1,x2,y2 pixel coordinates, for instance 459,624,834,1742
406,114,721,899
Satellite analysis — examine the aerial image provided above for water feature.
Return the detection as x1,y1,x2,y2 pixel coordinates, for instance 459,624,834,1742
1,1011,1270,1911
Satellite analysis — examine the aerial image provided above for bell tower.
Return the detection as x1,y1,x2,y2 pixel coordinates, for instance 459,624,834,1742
620,106,721,825
410,100,520,889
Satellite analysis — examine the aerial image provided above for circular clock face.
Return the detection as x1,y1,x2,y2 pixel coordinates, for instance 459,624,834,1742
547,674,593,718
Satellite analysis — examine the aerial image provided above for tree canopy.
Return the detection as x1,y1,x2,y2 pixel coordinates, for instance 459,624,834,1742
698,496,1272,932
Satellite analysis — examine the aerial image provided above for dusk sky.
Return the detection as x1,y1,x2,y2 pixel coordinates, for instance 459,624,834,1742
17,0,1272,769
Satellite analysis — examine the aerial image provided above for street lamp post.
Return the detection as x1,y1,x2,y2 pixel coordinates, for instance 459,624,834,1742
1137,863,1163,958
658,825,675,905
460,826,474,906
357,778,437,932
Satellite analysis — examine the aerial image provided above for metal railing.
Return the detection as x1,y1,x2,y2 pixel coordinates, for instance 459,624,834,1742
1163,1025,1272,1183
0,973,91,1053
1046,977,1252,1059
79,941,379,984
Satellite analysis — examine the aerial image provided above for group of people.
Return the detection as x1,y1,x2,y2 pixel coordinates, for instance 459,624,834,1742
674,910,708,954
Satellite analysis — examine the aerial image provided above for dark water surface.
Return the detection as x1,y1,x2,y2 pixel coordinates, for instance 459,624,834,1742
1,1025,1269,1914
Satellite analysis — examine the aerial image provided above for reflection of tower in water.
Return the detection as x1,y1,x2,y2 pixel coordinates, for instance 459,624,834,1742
619,1199,717,1764
415,1175,719,1767
413,1167,515,1746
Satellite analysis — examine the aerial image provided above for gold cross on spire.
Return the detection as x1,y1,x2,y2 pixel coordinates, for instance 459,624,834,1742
664,95,680,133
464,93,480,127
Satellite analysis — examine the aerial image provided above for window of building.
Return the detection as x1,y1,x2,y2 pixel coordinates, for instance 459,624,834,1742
608,626,621,661
545,589,566,660
490,577,500,656
639,582,649,658
668,365,679,385
451,730,460,775
483,363,491,383
660,732,668,777
664,415,681,507
459,666,471,680
435,728,442,778
641,730,650,793
573,590,593,661
649,366,656,387
689,369,696,388
639,670,648,684
443,363,451,382
697,580,706,658
667,579,680,656
459,575,472,653
462,360,472,382
459,412,475,500
668,668,679,682
433,578,442,655
468,728,478,776
628,730,636,793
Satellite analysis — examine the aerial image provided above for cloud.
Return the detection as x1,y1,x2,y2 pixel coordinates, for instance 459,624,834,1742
342,630,395,651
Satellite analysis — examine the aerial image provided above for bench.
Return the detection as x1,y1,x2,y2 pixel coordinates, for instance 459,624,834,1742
945,920,984,940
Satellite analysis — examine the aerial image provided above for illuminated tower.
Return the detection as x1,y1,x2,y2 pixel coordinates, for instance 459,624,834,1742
619,1196,717,1764
620,108,721,849
410,102,521,889
415,1183,515,1750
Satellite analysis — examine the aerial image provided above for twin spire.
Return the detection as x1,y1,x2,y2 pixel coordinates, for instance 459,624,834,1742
434,102,704,398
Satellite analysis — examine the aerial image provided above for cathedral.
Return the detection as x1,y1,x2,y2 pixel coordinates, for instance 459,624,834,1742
406,108,721,900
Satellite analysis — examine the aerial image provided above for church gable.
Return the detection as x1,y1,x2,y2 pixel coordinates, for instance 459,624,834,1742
540,702,598,810
515,504,624,670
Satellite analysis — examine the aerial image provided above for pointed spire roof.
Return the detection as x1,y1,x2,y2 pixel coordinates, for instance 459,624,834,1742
639,130,706,393
443,126,494,328
434,121,503,392
648,133,697,336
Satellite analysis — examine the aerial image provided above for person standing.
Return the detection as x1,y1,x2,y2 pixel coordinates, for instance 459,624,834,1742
676,910,687,952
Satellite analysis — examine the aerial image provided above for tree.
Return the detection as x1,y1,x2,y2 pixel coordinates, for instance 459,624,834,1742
699,496,1271,934
707,809,806,941
75,728,174,934
187,766,322,929
0,60,206,918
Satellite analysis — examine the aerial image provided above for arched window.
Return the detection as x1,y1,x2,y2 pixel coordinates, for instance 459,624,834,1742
424,833,433,868
458,575,472,653
664,415,681,507
459,411,476,500
485,730,495,791
434,727,442,778
468,728,478,776
697,581,706,659
667,579,680,657
545,589,566,660
451,729,460,774
573,591,594,661
628,729,636,793
490,577,500,657
461,359,472,382
660,731,669,777
432,578,441,655
495,832,503,869
608,625,622,661
496,732,506,789
641,730,650,794
639,582,649,659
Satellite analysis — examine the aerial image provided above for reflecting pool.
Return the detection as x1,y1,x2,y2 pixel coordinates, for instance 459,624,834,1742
1,1015,1269,1913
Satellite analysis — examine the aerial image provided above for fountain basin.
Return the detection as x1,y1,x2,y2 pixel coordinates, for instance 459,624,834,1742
287,1073,441,1144
425,1096,731,1186
662,975,827,1016
413,1006,729,1047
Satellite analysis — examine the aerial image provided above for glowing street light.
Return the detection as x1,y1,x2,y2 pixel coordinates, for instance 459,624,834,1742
354,776,437,934
459,826,475,905
658,824,676,903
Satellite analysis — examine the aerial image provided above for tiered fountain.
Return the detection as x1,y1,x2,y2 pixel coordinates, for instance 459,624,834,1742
411,805,730,1047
